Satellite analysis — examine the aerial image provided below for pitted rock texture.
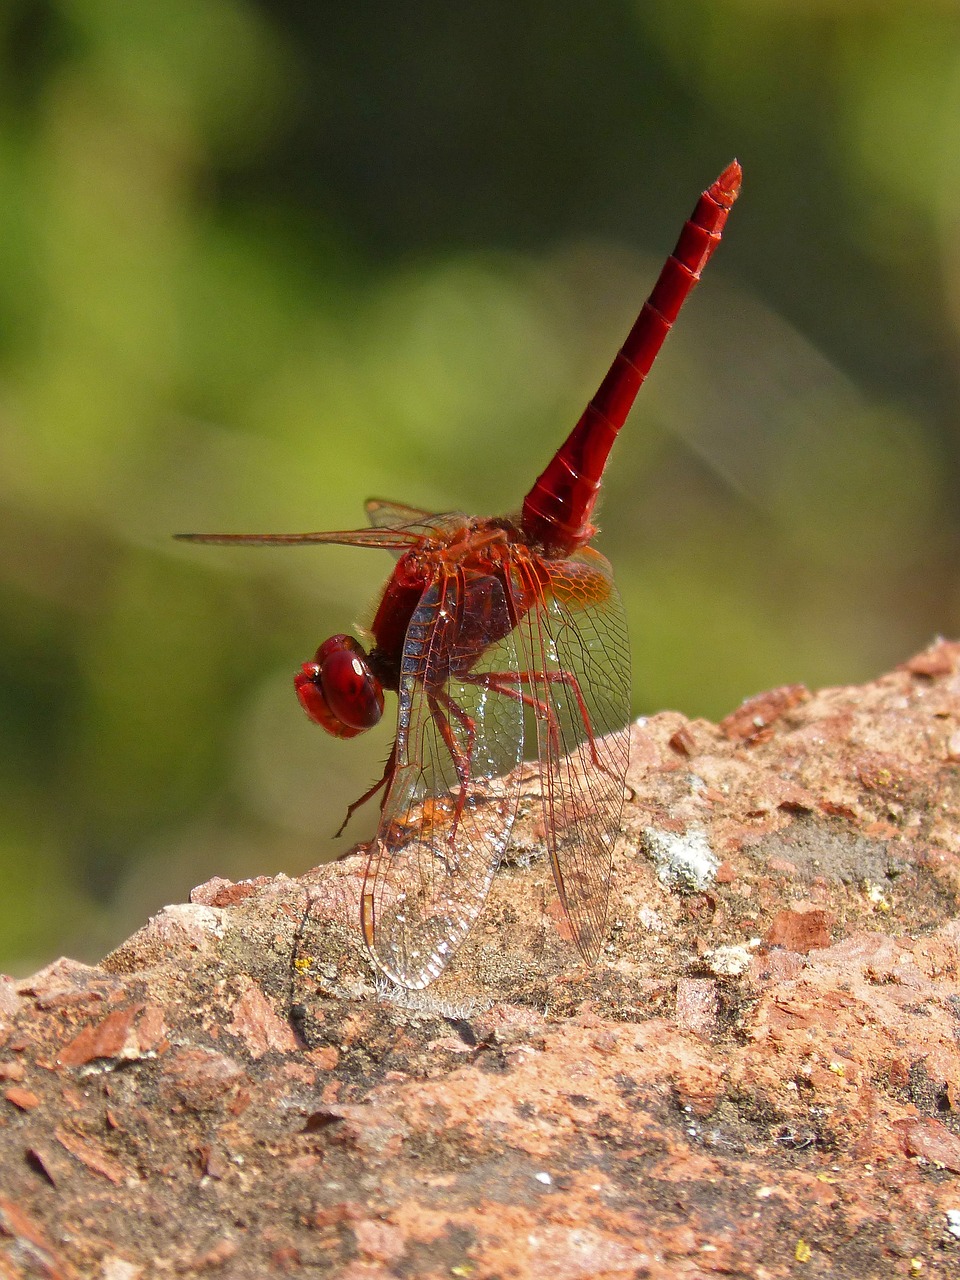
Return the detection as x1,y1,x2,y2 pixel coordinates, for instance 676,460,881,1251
2,641,960,1278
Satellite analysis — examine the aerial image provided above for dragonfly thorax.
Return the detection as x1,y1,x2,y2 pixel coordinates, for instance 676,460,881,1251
294,634,385,738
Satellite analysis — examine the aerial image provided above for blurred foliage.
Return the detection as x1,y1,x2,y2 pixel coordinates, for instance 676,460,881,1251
1,0,959,972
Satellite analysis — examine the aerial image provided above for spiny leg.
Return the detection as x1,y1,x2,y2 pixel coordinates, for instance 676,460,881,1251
427,688,477,851
462,666,610,774
334,739,398,838
462,671,561,758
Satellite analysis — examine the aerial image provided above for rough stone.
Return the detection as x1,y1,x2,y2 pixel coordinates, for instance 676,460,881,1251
1,640,960,1277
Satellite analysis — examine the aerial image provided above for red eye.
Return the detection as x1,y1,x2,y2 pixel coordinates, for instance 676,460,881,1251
294,635,384,738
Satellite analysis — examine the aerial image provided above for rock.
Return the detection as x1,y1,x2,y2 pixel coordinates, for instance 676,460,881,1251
2,641,960,1277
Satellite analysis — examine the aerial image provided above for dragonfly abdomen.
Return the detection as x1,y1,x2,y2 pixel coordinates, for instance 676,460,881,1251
520,161,741,558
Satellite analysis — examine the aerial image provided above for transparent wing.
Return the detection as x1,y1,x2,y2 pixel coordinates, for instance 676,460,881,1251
513,546,631,961
364,500,469,563
361,570,525,988
365,498,436,528
177,503,468,554
175,526,424,550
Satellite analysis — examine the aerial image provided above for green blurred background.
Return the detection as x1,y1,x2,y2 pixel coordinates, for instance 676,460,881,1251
2,0,957,973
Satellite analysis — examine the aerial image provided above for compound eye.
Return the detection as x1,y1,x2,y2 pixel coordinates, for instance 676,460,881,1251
320,642,384,731
294,635,384,738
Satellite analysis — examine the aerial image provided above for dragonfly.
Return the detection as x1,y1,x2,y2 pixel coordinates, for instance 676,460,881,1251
178,161,741,989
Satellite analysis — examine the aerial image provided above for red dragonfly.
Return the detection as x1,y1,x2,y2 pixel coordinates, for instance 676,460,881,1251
178,162,741,989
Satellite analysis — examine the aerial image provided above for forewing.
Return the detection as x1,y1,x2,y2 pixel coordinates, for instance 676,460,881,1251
364,501,471,561
361,571,525,988
178,503,467,554
365,498,436,528
175,526,423,550
513,547,630,961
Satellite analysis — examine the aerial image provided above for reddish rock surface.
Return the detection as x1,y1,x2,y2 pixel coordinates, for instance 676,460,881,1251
3,641,960,1277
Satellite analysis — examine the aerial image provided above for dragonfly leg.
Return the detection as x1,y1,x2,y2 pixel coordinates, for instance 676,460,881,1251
538,667,608,772
334,739,398,838
463,667,610,774
427,689,477,851
471,673,563,759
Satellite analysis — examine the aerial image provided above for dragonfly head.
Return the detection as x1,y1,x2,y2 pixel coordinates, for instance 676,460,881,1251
294,634,385,738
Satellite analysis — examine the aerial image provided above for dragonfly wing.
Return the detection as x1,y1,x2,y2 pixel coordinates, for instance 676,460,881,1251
513,546,631,961
175,526,424,550
364,501,471,561
362,571,525,988
365,498,436,528
178,506,471,553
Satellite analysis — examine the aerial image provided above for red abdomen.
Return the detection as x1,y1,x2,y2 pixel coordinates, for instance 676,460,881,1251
520,161,741,557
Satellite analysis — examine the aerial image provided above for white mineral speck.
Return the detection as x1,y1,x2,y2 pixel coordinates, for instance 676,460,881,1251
642,826,719,891
703,940,760,976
